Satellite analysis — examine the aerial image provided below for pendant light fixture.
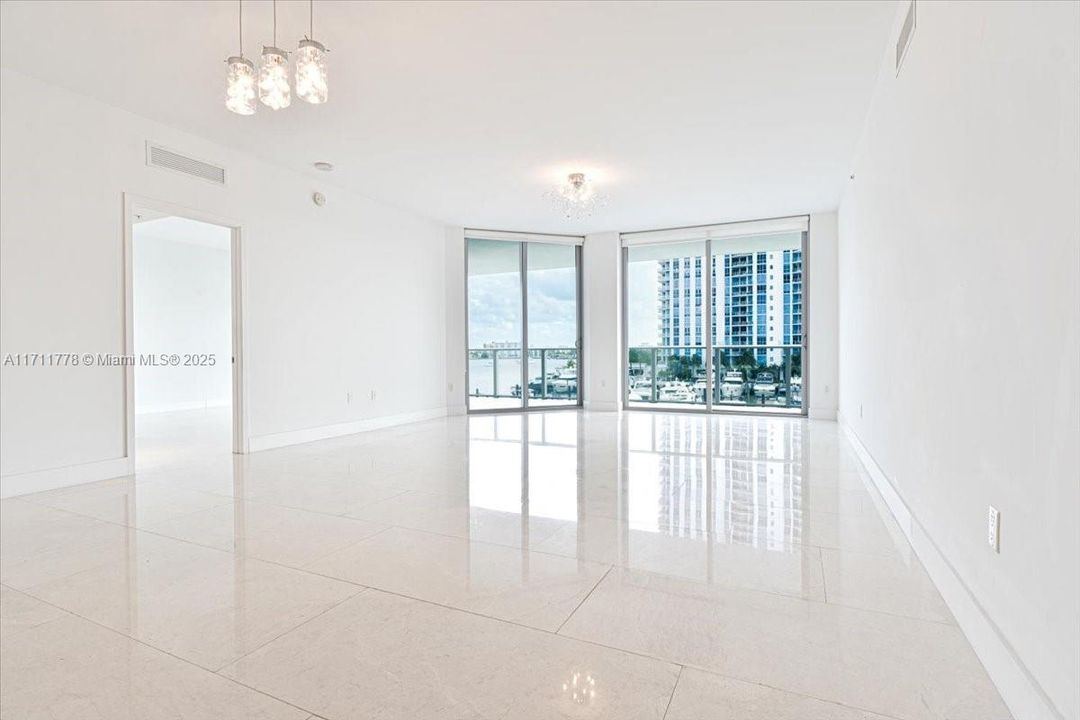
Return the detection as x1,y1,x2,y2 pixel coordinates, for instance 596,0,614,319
224,0,256,115
259,0,291,110
295,0,328,104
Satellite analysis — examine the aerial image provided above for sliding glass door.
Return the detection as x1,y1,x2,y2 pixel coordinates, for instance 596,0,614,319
467,239,524,410
467,234,582,412
625,240,709,408
526,243,580,407
623,218,807,415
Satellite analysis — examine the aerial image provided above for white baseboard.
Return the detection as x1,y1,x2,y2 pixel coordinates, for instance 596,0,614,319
584,400,619,412
808,405,838,421
248,407,448,452
1,456,133,498
839,412,1064,720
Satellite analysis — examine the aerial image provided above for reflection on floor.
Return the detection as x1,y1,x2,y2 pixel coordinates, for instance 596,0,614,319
0,409,1012,719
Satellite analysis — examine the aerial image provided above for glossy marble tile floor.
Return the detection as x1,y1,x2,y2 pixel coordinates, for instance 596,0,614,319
0,408,1012,720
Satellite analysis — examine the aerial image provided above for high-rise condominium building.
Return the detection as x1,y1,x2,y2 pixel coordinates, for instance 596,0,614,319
658,250,802,365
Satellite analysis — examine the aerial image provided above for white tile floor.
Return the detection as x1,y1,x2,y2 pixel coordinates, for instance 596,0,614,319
0,408,1012,720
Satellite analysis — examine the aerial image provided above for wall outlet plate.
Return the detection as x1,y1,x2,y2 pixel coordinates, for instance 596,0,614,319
988,506,1000,552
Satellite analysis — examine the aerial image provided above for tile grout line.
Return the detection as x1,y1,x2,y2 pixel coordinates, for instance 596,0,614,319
660,665,684,720
680,662,909,720
12,579,908,720
2,584,325,720
4,498,961,630
4,525,935,720
211,584,370,674
555,564,613,634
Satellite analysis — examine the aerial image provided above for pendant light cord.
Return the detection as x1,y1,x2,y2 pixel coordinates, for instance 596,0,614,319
238,0,243,56
310,0,314,39
272,0,277,46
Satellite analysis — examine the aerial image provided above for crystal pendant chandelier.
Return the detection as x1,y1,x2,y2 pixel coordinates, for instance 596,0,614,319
222,0,330,115
224,1,255,115
546,173,606,220
295,1,328,104
258,0,290,110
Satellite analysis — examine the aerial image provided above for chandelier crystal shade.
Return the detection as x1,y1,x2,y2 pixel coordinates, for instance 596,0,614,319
224,1,255,115
546,173,606,220
259,46,291,109
295,39,328,104
225,56,256,115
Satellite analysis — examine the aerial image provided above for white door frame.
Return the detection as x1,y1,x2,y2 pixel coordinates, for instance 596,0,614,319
122,192,249,461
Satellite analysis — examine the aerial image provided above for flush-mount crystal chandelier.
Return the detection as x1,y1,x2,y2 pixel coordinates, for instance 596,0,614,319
225,0,329,115
546,173,607,220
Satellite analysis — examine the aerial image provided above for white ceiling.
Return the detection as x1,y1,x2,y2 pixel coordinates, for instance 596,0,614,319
0,0,895,234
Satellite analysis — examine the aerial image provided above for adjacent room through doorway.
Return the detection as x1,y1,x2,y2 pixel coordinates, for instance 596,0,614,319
132,214,233,472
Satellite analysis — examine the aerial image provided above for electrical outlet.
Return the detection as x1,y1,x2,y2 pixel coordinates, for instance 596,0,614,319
987,506,1000,552
346,392,352,404
370,389,376,401
448,382,454,393
859,403,864,419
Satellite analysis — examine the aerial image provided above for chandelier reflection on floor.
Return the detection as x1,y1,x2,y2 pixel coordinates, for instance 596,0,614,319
562,670,597,705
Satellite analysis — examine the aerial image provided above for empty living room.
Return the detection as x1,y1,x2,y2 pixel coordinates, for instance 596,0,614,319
0,1,1077,719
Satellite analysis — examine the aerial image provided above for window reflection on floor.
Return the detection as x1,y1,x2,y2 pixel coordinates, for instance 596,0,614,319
466,412,808,568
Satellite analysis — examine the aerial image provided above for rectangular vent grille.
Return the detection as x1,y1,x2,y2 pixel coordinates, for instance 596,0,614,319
895,0,916,75
146,143,226,185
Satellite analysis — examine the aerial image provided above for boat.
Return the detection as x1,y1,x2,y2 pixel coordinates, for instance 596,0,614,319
551,368,578,394
658,381,696,402
719,371,746,399
752,372,777,396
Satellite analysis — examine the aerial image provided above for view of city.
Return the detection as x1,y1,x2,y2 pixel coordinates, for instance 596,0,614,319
626,233,804,412
466,233,804,413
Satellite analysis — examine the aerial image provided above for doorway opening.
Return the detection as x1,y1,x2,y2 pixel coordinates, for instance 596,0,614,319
128,206,243,471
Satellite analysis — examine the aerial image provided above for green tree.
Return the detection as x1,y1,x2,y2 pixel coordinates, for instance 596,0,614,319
734,349,758,372
667,353,703,381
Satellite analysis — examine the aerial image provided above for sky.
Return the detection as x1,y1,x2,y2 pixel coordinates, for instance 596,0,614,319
469,262,662,349
468,267,578,348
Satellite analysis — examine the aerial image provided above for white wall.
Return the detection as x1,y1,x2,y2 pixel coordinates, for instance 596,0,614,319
445,226,467,415
0,68,448,488
807,211,838,420
133,217,231,414
838,3,1079,719
582,232,621,412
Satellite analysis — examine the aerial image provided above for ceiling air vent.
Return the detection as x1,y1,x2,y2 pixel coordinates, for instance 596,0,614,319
145,142,226,185
895,0,916,76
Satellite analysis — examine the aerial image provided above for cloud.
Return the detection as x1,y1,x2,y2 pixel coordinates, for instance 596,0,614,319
469,269,577,348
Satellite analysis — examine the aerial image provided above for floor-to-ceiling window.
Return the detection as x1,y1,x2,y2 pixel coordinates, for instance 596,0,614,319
623,216,807,415
466,231,582,412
